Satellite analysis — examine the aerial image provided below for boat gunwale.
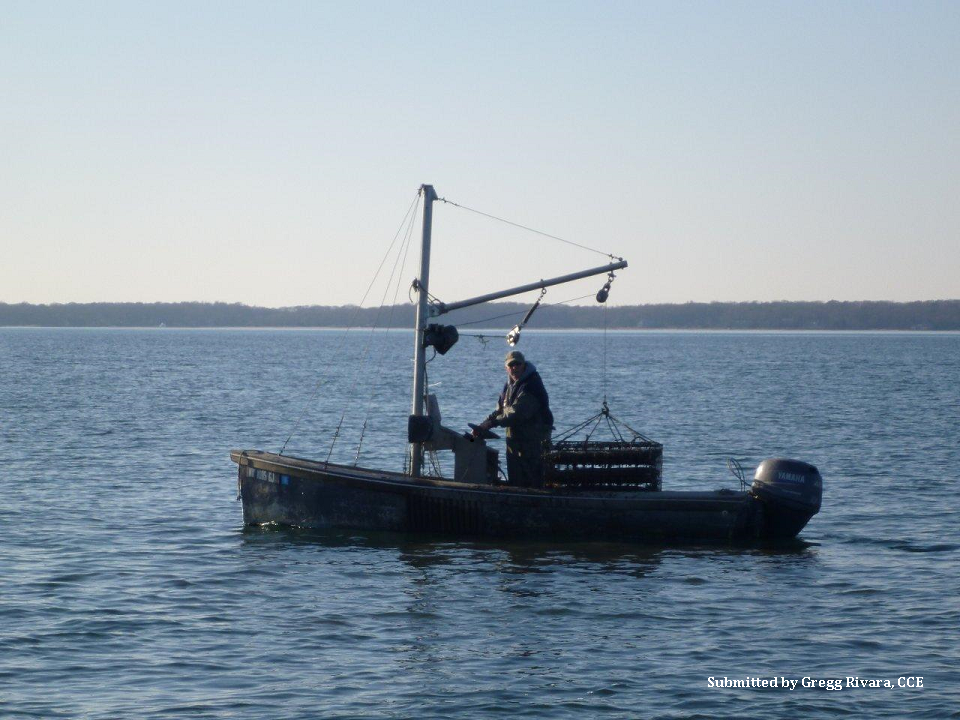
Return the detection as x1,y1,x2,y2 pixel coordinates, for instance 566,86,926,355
231,449,753,510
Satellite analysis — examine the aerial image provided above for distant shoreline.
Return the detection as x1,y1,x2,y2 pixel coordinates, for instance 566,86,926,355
1,300,958,331
4,326,959,334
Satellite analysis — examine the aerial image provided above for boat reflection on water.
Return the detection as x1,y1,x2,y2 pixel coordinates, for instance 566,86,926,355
239,523,818,572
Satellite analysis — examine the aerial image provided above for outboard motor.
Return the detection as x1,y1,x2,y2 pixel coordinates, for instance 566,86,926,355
751,458,822,539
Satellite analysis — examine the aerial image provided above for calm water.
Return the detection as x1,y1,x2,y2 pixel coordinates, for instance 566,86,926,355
1,328,958,719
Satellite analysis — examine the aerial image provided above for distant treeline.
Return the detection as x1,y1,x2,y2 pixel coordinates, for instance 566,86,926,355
2,300,959,330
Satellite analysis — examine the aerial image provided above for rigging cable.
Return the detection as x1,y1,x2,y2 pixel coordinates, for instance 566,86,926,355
409,278,444,308
437,196,618,260
352,197,419,465
457,293,593,330
278,190,421,456
326,191,421,464
506,287,546,346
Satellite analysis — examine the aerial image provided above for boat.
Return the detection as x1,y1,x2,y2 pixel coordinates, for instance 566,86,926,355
231,185,822,543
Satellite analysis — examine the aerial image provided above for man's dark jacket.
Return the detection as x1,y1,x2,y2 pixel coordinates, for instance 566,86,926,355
485,362,553,442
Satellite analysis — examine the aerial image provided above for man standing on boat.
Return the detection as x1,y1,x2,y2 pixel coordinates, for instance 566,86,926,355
474,350,554,487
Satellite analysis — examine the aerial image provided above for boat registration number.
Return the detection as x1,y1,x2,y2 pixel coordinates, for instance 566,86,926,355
246,467,291,485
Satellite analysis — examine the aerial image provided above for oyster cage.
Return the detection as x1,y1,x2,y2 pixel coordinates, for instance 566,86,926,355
543,439,663,490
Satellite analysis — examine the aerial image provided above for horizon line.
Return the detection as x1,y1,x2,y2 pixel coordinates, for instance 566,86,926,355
3,298,959,308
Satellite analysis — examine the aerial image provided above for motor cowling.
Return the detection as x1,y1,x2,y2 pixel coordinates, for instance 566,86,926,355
751,458,822,538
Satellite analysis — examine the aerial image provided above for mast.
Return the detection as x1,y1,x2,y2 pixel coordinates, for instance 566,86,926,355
409,184,437,476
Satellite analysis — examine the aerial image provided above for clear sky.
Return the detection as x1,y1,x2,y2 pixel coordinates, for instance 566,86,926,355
2,1,958,307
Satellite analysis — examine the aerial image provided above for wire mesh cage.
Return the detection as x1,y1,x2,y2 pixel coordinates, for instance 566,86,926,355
544,402,662,490
544,438,662,490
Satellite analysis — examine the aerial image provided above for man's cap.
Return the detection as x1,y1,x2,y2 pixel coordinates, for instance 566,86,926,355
504,350,525,366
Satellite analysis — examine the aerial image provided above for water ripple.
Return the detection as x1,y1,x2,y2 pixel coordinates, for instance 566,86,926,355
2,329,958,719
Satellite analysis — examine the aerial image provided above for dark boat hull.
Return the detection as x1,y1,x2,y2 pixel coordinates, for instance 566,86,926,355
232,450,815,543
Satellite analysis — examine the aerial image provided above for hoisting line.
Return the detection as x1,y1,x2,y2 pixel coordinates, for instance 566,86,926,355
602,295,608,404
597,270,616,403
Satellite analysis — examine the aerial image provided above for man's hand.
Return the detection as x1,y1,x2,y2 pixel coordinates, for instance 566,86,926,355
471,418,494,438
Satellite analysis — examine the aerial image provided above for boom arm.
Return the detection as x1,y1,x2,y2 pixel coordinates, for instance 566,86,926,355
430,259,628,316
